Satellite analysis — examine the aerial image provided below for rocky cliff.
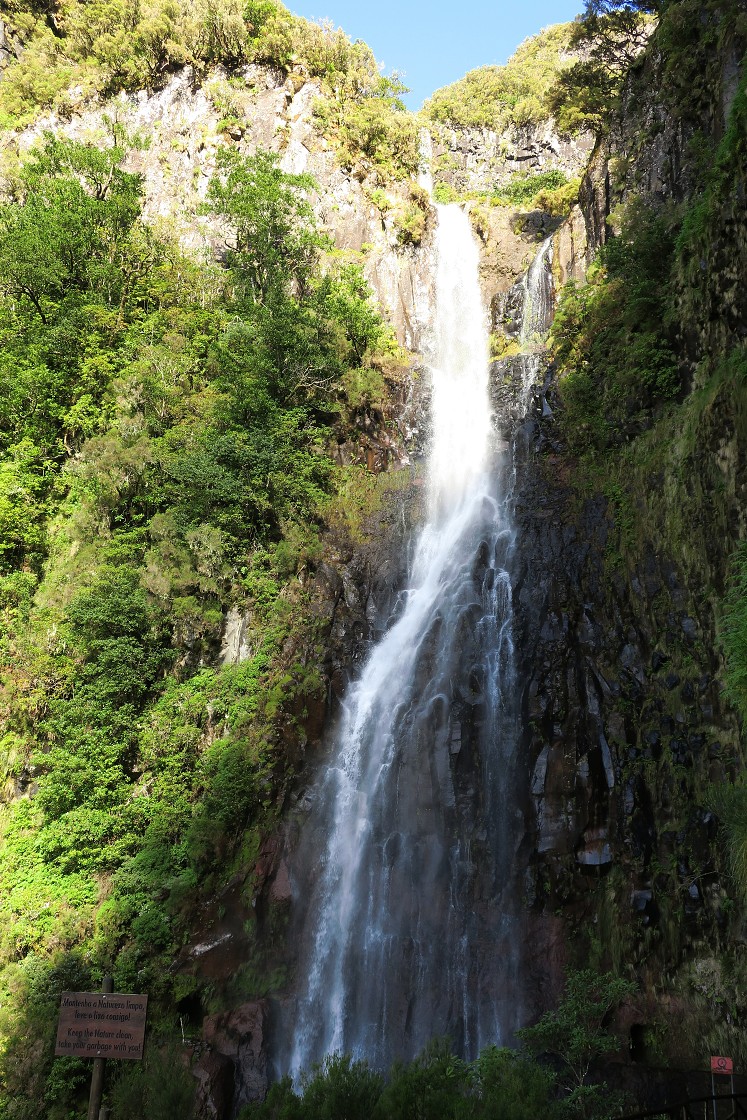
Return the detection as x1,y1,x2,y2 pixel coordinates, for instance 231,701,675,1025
1,4,746,1116
514,3,747,1080
0,38,599,1117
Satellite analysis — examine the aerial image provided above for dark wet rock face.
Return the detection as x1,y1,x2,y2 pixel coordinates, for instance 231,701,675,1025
431,119,594,198
192,1049,235,1120
199,1002,269,1115
508,388,740,1013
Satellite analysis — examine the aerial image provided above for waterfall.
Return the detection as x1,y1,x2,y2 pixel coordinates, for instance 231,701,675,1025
283,206,551,1078
518,236,554,407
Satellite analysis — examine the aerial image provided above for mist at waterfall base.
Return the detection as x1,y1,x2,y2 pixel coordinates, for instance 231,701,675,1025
278,205,549,1079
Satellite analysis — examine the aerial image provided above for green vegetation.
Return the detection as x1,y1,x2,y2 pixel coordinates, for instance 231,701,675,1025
723,533,747,730
312,74,420,184
710,774,747,904
548,3,654,136
241,970,634,1120
673,62,747,335
551,199,681,451
0,0,278,126
0,132,400,1118
518,970,636,1120
109,1042,196,1119
533,176,582,216
491,169,570,207
715,526,747,905
550,0,747,136
551,0,747,454
422,3,660,141
0,0,420,180
432,172,579,220
544,4,747,1053
424,23,576,132
393,182,431,245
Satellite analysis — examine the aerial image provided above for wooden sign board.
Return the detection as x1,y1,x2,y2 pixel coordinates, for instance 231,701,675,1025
711,1056,734,1075
55,992,148,1060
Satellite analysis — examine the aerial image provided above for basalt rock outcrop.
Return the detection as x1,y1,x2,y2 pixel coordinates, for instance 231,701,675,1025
508,12,747,1067
430,117,594,197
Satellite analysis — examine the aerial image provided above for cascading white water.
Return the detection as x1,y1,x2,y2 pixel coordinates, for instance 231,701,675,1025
284,204,548,1078
517,236,554,407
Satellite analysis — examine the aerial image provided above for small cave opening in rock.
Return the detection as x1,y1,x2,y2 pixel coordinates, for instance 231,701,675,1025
629,1023,649,1063
176,991,204,1033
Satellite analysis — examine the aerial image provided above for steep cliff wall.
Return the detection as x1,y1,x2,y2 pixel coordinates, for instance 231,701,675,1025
514,3,747,1076
0,39,592,1116
10,64,433,350
3,3,747,1114
430,117,594,198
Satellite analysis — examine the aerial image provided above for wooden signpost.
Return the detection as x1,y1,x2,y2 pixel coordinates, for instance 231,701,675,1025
55,978,148,1120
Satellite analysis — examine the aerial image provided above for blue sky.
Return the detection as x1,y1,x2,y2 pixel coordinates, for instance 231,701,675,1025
288,0,583,110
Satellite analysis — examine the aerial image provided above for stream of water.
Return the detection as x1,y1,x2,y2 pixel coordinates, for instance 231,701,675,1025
285,205,552,1077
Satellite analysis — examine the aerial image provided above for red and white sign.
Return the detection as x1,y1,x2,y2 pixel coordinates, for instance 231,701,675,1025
711,1056,734,1075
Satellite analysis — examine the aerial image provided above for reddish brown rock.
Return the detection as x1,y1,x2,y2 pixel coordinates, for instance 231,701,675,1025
202,1000,269,1111
269,857,292,905
192,1049,234,1120
175,875,253,983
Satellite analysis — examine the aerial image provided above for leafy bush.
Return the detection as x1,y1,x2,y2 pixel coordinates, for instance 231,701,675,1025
551,199,681,451
424,23,576,132
492,169,569,207
395,183,430,245
0,952,95,1120
710,776,747,905
313,75,420,184
533,176,582,216
469,1047,558,1120
0,134,398,1116
109,1041,196,1119
240,1039,561,1120
518,969,635,1119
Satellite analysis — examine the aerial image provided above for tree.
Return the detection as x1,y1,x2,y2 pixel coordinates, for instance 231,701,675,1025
584,0,660,14
548,0,657,135
373,1038,470,1120
518,969,636,1119
470,1047,559,1120
577,0,656,73
206,148,325,305
0,131,144,320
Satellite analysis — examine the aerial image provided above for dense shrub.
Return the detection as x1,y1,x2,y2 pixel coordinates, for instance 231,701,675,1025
491,169,569,207
240,1042,561,1120
0,134,397,1117
424,24,576,132
552,200,681,451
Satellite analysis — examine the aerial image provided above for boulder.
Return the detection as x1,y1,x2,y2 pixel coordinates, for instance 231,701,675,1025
202,1000,269,1112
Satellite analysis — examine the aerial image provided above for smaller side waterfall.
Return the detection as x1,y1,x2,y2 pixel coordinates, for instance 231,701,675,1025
520,237,554,342
517,237,554,406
